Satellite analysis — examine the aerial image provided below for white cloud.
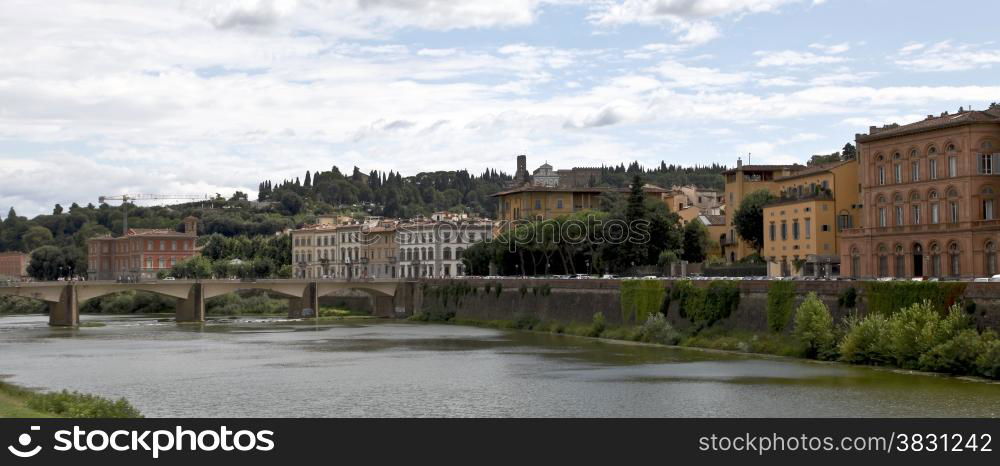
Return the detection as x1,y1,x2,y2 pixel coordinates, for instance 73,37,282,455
754,50,848,67
589,0,804,25
651,60,747,88
894,41,1000,71
808,42,850,54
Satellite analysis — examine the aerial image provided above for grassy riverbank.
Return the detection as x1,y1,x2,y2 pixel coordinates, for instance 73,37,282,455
0,380,143,418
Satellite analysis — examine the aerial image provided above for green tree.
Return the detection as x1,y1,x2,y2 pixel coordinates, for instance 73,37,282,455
842,142,857,160
27,246,73,280
733,189,776,253
681,219,708,263
22,226,54,251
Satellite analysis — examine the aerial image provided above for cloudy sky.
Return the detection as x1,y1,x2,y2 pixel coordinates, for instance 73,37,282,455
2,0,999,216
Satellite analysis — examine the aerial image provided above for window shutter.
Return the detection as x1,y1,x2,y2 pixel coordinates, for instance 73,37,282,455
979,154,986,174
993,153,1000,175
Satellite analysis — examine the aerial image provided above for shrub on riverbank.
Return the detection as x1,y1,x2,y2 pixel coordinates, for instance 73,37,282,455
766,281,795,332
637,313,680,345
792,293,836,360
835,300,999,379
0,296,47,314
80,291,174,314
0,382,141,418
26,390,142,418
206,292,287,315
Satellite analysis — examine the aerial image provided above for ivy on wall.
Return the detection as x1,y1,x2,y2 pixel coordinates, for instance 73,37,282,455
670,279,740,329
620,280,666,324
766,281,796,332
863,281,967,316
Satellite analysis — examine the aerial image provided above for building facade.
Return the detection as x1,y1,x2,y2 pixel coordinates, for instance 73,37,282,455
398,219,494,278
0,252,29,279
722,160,805,262
762,160,861,277
87,216,199,280
840,104,1000,279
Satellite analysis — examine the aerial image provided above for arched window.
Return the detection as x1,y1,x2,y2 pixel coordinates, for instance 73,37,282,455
456,247,465,259
947,189,960,223
910,149,919,158
851,247,861,278
949,242,961,277
987,241,998,276
878,244,889,277
928,146,937,155
443,247,452,261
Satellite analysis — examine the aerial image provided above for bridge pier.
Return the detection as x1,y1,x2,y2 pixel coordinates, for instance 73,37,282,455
48,285,79,327
175,283,205,323
287,282,319,318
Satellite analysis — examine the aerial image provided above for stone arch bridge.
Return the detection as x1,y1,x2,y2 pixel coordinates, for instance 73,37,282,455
0,279,408,326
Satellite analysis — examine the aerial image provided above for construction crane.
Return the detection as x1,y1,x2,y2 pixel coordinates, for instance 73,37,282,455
98,194,210,236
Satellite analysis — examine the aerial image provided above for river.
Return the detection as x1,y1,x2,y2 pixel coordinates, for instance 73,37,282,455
0,314,997,417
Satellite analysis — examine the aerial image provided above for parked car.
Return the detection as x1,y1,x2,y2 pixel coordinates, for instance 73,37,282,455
163,277,176,281
990,274,1000,282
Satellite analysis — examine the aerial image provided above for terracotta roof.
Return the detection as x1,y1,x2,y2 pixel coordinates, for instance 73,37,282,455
857,106,1000,143
127,228,190,237
773,160,853,181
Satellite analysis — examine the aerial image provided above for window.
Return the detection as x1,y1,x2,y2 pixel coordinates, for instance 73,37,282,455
851,248,861,278
534,200,541,209
769,223,776,242
878,207,887,227
557,199,564,209
984,199,995,220
780,222,787,240
980,153,996,175
949,201,959,223
895,206,904,226
837,213,852,230
894,164,901,183
911,161,920,181
804,218,811,239
877,166,885,185
948,156,957,177
792,220,799,240
878,246,889,277
912,204,921,224
929,159,938,180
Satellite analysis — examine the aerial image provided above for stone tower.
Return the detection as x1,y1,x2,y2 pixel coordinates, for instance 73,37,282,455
183,216,198,236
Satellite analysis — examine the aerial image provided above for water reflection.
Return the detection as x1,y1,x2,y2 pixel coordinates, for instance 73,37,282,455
0,314,997,418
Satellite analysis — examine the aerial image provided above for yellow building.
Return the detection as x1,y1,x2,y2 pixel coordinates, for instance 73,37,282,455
492,185,670,222
722,160,805,262
762,160,861,277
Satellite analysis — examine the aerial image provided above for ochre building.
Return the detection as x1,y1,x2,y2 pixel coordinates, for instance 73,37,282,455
762,160,861,277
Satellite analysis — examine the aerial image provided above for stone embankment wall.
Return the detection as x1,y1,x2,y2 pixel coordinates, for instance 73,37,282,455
410,278,1000,331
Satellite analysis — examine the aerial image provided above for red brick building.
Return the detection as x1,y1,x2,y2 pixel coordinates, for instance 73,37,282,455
88,217,200,280
0,251,29,279
841,104,1000,279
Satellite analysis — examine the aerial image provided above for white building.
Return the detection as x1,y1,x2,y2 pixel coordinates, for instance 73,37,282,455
397,219,494,278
